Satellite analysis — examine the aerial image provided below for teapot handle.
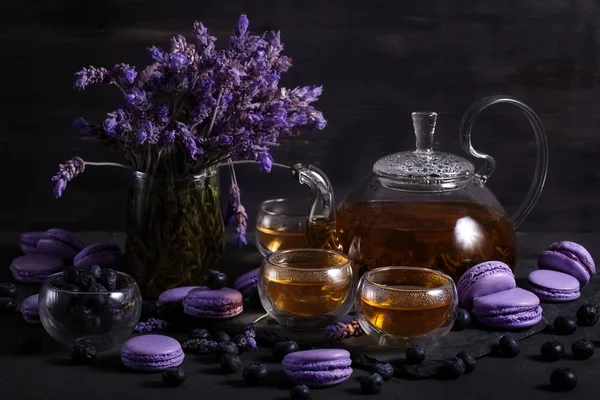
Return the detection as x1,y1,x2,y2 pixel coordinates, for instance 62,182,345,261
459,95,549,229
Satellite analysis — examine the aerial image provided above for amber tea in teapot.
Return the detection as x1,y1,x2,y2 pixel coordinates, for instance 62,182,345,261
294,96,549,283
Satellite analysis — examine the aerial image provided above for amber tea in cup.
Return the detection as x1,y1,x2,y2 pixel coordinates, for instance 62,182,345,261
258,249,354,330
255,198,312,256
356,266,457,347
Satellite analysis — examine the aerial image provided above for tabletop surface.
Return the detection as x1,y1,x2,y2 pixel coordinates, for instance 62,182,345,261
0,231,599,400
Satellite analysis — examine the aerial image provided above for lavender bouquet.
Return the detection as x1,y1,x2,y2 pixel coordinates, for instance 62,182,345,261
53,14,326,297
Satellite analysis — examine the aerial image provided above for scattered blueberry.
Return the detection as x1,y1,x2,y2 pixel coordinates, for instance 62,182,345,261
405,345,426,364
76,270,96,290
199,339,218,355
162,367,186,387
452,308,471,331
374,362,394,381
540,340,564,362
456,351,476,373
212,331,230,343
190,328,210,340
243,363,268,386
86,264,102,279
63,267,79,284
576,304,599,327
99,268,117,291
215,341,239,358
553,316,577,335
290,384,311,400
498,335,520,357
0,297,17,316
70,343,96,364
360,373,384,394
205,270,227,290
273,341,299,361
220,354,242,374
439,357,466,379
87,283,107,293
571,339,594,360
18,337,42,354
550,367,577,391
0,283,18,298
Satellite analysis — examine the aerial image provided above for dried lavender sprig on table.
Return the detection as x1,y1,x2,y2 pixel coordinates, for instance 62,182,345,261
134,318,169,333
325,318,364,340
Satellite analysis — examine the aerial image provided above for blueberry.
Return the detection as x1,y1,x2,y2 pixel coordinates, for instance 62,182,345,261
116,274,130,289
63,267,79,284
87,283,107,293
71,343,96,364
18,337,42,354
374,362,394,381
99,268,117,291
553,316,577,335
360,372,384,394
70,303,93,326
243,363,268,386
550,367,577,391
190,328,210,340
405,345,426,364
215,341,239,358
205,270,227,290
0,297,17,316
540,340,564,361
212,331,230,343
273,341,299,361
576,304,599,327
456,351,476,373
439,357,466,379
571,339,594,360
290,384,311,400
498,335,520,357
86,264,102,279
76,270,96,290
84,316,103,332
452,308,471,331
162,367,186,387
220,354,242,374
0,283,18,298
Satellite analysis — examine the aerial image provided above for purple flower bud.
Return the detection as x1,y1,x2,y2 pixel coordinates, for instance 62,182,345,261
235,14,249,37
169,53,189,72
73,66,110,90
112,63,137,84
103,114,118,135
215,134,233,145
125,87,148,108
148,46,167,64
233,204,248,247
73,117,93,135
155,105,169,125
170,35,188,54
265,31,281,48
158,129,176,148
51,156,85,198
257,152,274,173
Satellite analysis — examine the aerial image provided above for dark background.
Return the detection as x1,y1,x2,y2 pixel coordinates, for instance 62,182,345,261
3,0,599,233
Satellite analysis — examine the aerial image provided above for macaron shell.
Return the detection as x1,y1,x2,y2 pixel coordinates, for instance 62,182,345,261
233,268,259,297
472,288,540,313
538,251,590,286
20,232,45,254
285,368,353,387
73,243,124,268
37,229,85,260
121,335,184,371
157,286,201,304
527,270,580,302
549,241,595,274
21,294,40,323
475,306,543,329
10,254,64,283
457,261,516,309
282,349,352,388
183,287,243,319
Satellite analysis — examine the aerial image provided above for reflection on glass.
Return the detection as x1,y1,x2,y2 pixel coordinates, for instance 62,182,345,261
255,198,312,256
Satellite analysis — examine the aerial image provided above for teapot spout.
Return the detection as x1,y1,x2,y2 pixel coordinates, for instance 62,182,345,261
291,163,340,250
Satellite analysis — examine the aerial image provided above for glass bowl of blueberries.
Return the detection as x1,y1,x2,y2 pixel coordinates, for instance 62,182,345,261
38,265,142,352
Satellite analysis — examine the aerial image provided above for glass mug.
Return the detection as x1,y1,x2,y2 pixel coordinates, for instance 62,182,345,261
255,198,312,256
356,266,457,347
258,249,354,330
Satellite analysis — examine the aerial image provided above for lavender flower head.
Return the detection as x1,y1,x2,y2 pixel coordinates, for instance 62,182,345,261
325,318,364,341
51,157,85,198
134,318,169,333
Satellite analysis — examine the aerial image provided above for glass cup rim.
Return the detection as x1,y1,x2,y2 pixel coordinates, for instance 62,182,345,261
265,248,351,272
43,271,138,295
133,168,216,181
363,266,455,292
259,197,312,218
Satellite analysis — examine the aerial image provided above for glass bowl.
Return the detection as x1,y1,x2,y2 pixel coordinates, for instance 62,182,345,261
255,197,312,256
39,272,142,351
258,248,354,330
355,266,457,347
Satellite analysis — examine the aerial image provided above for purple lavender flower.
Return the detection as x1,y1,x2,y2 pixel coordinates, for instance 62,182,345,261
225,183,240,225
155,105,170,125
125,87,148,108
112,63,137,84
134,318,169,333
325,318,364,340
73,117,94,136
169,53,189,72
74,66,110,90
158,129,176,148
103,109,131,137
233,204,248,247
148,46,167,64
257,152,274,173
135,121,156,145
235,14,249,37
51,156,85,198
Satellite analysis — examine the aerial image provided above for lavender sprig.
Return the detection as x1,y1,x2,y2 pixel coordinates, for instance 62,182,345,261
325,318,364,340
181,338,217,355
134,318,169,333
51,157,85,198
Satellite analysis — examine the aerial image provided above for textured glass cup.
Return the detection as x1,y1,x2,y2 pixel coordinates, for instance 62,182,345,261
356,267,457,347
258,249,354,330
39,272,142,351
255,198,312,256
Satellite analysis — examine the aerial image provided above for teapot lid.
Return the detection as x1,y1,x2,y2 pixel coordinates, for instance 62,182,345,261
373,112,475,191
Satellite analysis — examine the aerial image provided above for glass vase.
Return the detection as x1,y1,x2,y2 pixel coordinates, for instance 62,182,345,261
125,168,225,298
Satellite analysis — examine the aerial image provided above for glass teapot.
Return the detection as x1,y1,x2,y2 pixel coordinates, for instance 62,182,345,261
291,96,549,282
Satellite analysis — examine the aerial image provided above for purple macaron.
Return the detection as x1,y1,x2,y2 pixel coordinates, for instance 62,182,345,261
121,334,184,371
538,241,596,286
74,243,124,269
183,287,243,319
457,261,516,310
36,229,85,260
527,269,580,303
19,232,46,254
10,254,64,283
233,268,259,297
472,288,542,329
282,349,353,388
157,286,200,306
21,294,40,324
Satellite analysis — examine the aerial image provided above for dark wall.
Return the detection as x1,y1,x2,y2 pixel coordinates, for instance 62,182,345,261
2,0,599,233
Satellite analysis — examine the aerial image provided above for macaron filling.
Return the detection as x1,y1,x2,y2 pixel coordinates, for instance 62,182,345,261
282,349,353,387
121,349,184,370
552,249,594,277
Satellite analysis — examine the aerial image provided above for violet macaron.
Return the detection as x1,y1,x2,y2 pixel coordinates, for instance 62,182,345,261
10,254,64,283
233,268,259,297
471,288,543,329
74,243,124,269
183,287,243,319
527,269,580,303
19,232,46,254
538,241,596,286
21,294,40,324
457,261,516,310
36,229,85,260
282,349,353,388
121,334,184,371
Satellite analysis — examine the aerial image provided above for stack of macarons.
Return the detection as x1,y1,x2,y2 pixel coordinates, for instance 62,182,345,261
527,241,596,303
457,261,543,330
121,334,184,371
233,268,259,298
282,349,353,388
